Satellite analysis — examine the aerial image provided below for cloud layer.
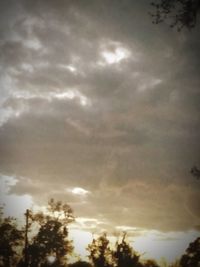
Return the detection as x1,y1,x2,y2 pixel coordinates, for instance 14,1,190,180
0,0,200,233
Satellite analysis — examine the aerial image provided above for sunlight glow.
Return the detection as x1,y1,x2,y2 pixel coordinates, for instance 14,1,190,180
67,65,76,72
47,255,56,264
132,230,200,264
69,229,93,260
68,227,200,265
101,47,130,65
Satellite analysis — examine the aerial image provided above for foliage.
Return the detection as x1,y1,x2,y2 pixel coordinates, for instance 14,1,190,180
27,220,71,266
190,166,200,180
168,260,181,267
68,260,93,267
179,237,200,267
87,233,161,267
142,259,161,267
30,198,74,225
20,199,74,267
150,0,200,30
87,233,113,267
112,234,141,267
0,208,23,267
1,201,200,267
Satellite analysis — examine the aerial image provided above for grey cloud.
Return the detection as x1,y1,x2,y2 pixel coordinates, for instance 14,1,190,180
0,0,200,234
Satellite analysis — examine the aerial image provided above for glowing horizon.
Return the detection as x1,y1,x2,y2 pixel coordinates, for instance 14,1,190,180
1,178,199,265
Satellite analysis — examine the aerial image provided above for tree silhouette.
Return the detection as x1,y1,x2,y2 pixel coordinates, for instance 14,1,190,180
25,199,74,267
168,260,181,267
2,200,200,267
87,233,113,267
68,260,93,267
150,0,200,30
0,208,23,267
27,220,71,267
179,237,200,267
190,166,200,179
112,234,141,267
142,259,161,267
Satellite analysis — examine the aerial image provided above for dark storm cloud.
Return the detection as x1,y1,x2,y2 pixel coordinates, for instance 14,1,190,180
0,0,200,233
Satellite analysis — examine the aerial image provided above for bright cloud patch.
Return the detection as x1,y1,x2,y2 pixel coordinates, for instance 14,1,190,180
73,217,106,232
58,64,77,73
99,41,131,65
115,225,142,232
12,89,91,107
70,187,90,196
101,47,130,64
52,90,90,106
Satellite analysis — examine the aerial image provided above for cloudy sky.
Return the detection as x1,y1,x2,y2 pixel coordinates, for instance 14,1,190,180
0,0,200,263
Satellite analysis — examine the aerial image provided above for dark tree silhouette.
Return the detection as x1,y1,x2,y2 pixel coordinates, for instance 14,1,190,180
112,234,141,267
68,260,93,267
150,0,200,30
24,199,74,267
0,208,23,267
179,237,200,267
168,260,181,267
142,259,161,267
28,220,72,267
87,233,113,267
190,166,200,179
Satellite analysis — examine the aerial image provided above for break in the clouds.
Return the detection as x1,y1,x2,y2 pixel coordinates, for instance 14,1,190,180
0,0,200,238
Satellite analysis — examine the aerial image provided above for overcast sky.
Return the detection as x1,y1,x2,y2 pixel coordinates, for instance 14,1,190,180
0,0,200,262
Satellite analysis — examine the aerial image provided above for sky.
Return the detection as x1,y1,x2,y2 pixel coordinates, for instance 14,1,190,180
0,0,200,264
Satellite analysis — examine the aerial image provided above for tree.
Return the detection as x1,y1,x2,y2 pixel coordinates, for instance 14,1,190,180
0,208,23,267
150,0,200,30
179,237,200,267
112,234,141,267
190,166,200,179
25,199,74,267
168,260,181,267
142,259,160,267
68,260,93,267
87,233,113,267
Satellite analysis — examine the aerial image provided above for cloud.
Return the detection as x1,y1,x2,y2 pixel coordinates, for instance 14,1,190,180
0,0,200,235
0,174,33,218
68,187,90,196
